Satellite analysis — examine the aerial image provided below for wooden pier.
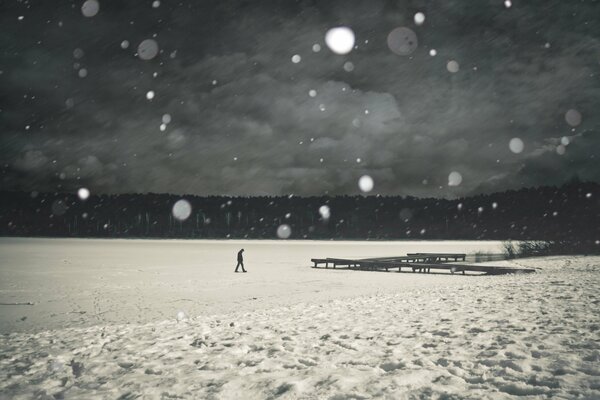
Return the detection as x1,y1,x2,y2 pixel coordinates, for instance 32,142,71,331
310,253,535,275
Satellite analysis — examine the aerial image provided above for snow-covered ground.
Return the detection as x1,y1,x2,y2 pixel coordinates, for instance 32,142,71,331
1,238,599,399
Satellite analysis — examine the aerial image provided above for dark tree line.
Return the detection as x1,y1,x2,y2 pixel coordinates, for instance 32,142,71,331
0,181,598,245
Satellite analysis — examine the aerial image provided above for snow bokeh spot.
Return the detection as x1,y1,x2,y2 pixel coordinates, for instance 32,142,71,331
308,89,317,97
325,27,355,55
81,0,100,17
447,60,460,73
509,138,524,154
77,188,90,200
448,171,462,186
291,54,301,63
319,205,330,220
137,39,159,61
146,90,155,100
429,49,437,56
414,12,425,26
51,200,68,216
276,224,292,239
73,48,84,59
120,40,130,49
387,27,418,56
358,175,374,193
565,109,582,127
172,199,192,221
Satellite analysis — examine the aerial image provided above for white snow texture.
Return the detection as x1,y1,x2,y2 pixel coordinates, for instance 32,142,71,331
0,238,598,399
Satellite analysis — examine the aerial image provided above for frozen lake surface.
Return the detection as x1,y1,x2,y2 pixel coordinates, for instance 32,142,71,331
0,238,598,399
0,238,505,333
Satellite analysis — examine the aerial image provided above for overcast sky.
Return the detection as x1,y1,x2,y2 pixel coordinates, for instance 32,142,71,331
0,0,598,197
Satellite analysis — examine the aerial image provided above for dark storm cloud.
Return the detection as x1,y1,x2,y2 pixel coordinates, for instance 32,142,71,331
0,0,598,197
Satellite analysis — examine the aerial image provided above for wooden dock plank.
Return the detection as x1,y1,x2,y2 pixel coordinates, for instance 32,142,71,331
407,253,466,261
310,256,534,275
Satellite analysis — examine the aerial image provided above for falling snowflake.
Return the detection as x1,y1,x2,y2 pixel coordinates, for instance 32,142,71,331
77,188,90,200
447,60,460,73
448,171,462,186
509,138,524,154
319,205,330,220
73,48,84,59
358,175,374,193
277,224,292,239
172,199,192,221
325,27,355,55
387,27,418,56
137,39,159,61
565,109,582,127
414,12,425,25
81,0,100,17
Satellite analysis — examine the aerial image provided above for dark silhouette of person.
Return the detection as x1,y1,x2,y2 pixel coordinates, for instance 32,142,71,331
235,248,246,272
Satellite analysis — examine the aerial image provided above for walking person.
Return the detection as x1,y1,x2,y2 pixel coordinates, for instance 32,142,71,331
235,248,246,273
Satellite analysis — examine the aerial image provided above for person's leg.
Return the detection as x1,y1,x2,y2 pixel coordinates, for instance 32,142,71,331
242,262,246,272
235,262,240,272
